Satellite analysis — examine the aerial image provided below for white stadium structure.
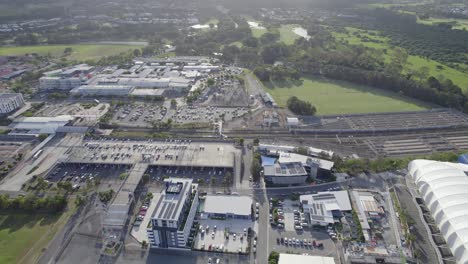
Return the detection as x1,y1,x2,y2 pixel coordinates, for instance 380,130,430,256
409,159,468,264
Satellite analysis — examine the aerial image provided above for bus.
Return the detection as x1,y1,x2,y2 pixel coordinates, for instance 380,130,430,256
33,149,43,160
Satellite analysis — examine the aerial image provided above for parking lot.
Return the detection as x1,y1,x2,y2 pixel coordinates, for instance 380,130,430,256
110,102,249,127
194,218,256,254
112,103,167,127
173,106,248,124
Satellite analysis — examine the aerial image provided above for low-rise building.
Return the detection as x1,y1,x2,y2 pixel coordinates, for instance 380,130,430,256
147,178,199,249
0,93,24,114
300,190,352,226
200,195,252,220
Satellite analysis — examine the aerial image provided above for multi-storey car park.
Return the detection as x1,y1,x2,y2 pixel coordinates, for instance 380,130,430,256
43,139,240,246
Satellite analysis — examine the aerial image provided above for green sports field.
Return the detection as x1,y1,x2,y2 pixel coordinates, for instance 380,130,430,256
264,77,429,115
0,44,144,61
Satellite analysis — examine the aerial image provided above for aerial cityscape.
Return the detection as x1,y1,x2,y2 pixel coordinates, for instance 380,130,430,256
0,0,467,264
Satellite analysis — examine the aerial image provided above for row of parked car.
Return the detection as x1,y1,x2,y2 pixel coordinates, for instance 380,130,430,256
277,237,323,249
134,199,151,226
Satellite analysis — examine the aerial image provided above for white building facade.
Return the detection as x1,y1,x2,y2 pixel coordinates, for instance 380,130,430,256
0,93,24,114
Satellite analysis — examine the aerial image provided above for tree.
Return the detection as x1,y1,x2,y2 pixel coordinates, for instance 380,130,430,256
253,138,259,146
142,174,150,184
251,154,262,182
146,192,153,200
36,177,49,190
268,251,280,264
287,96,316,116
58,181,73,192
64,47,73,55
207,78,215,86
38,134,49,141
75,195,86,207
119,173,128,180
296,147,308,155
133,49,142,57
170,99,177,109
223,171,233,186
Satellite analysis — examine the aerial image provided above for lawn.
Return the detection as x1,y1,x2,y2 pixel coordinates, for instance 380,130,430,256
332,27,468,91
0,201,76,264
0,44,144,61
263,76,429,115
251,27,267,38
278,24,301,45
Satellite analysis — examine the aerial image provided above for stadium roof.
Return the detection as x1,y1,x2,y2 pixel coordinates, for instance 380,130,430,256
202,195,252,217
278,254,335,264
409,159,468,264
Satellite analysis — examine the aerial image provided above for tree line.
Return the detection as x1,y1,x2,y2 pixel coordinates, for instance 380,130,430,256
0,194,67,213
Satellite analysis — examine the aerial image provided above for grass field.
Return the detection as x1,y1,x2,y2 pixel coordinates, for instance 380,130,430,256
0,199,76,264
332,27,468,91
0,44,144,61
278,24,301,45
263,76,429,115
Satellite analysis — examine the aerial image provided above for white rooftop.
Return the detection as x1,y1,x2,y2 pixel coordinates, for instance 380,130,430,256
202,195,252,217
9,115,74,134
278,254,335,264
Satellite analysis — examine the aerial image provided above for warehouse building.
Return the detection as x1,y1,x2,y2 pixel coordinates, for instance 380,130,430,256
278,254,335,264
200,195,252,220
409,159,468,264
300,190,352,226
147,178,199,249
0,93,24,114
